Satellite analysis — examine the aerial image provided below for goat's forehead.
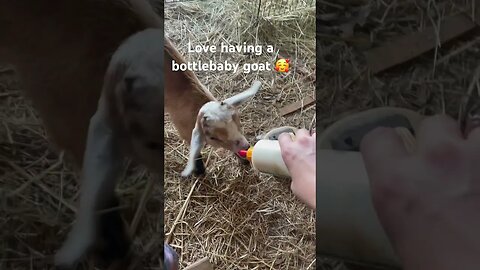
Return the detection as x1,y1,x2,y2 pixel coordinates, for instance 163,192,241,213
210,123,243,141
201,102,235,119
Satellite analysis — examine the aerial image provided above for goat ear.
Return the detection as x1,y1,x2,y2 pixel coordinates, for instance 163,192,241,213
199,114,212,129
223,80,261,107
194,112,206,135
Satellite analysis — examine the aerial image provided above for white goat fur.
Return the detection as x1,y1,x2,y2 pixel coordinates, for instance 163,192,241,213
181,81,262,177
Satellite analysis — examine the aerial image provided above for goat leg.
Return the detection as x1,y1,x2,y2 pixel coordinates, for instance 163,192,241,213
181,127,205,177
92,195,132,268
55,95,125,268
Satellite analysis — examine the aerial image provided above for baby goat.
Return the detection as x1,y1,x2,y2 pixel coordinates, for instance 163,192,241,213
2,0,258,267
164,38,261,177
55,30,260,269
181,82,261,177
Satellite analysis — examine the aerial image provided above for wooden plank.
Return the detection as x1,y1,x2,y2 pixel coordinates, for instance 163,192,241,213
184,257,213,270
279,96,315,116
364,14,476,74
277,52,315,82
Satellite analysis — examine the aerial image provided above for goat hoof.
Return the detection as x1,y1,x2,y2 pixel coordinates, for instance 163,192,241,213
193,169,205,176
193,165,206,176
94,203,132,267
181,164,205,178
194,157,205,176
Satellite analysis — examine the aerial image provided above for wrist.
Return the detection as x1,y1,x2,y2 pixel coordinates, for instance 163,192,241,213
290,168,316,209
391,217,480,270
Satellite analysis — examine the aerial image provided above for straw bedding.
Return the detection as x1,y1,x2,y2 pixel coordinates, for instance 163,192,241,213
164,0,316,269
317,0,480,268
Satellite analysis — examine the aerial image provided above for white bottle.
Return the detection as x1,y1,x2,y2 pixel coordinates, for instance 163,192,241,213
239,139,290,177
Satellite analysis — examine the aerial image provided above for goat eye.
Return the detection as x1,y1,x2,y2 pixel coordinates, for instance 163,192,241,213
209,136,220,141
145,141,161,150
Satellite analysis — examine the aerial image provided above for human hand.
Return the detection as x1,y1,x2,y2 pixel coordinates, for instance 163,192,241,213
278,129,316,209
360,114,480,270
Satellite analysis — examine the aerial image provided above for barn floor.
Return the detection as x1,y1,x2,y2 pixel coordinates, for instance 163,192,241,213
0,64,164,269
164,0,316,269
317,0,479,269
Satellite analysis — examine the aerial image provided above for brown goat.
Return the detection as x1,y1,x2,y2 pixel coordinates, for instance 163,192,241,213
164,38,261,177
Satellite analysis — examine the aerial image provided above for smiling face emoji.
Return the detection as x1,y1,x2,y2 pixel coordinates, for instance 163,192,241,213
274,58,289,73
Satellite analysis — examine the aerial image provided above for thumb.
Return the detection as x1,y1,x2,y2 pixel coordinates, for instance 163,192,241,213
360,127,409,185
278,132,293,148
278,132,294,163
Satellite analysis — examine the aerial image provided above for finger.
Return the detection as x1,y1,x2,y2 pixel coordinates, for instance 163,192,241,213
416,114,463,153
295,128,310,138
278,132,295,165
278,132,293,148
360,127,409,170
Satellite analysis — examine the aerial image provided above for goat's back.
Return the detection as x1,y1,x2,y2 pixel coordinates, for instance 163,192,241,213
164,38,215,143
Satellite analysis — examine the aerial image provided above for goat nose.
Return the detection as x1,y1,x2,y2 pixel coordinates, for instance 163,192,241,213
237,140,250,150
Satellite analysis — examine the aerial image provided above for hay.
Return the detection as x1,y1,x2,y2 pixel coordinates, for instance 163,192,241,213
0,65,165,268
317,0,479,268
164,0,316,269
317,0,480,125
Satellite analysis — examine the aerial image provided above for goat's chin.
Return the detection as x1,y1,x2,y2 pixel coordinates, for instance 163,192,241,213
207,141,247,156
232,147,249,157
